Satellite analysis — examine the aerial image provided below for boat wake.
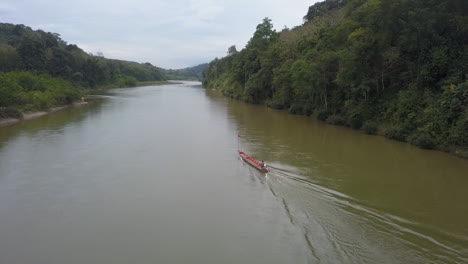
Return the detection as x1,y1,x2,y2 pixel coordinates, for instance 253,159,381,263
259,164,468,264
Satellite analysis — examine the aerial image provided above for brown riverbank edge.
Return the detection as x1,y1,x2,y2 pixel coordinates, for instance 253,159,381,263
85,81,182,95
0,102,88,127
369,127,468,159
325,118,468,159
0,81,181,126
450,148,468,159
137,81,183,86
208,87,468,160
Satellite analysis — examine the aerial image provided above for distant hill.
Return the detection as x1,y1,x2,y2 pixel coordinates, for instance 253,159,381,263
164,63,208,81
0,22,171,119
0,23,166,88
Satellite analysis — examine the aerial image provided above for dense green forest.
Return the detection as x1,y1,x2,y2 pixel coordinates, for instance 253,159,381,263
0,23,166,87
203,0,468,151
0,71,83,118
0,23,168,118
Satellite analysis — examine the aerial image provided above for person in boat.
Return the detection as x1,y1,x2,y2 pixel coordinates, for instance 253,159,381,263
260,161,267,169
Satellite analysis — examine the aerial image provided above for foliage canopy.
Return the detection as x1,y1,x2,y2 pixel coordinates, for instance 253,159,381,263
203,0,468,149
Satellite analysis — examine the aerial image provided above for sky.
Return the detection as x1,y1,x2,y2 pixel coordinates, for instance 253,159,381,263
0,0,317,69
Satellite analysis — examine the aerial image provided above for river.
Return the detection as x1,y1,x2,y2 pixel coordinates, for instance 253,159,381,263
0,81,467,263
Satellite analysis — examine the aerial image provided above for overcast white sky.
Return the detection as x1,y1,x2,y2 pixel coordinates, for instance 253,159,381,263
0,0,317,69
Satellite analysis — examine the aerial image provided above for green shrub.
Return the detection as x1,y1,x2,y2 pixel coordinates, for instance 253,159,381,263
326,115,346,126
115,75,138,87
348,114,363,129
0,71,82,111
408,132,436,149
0,107,22,119
449,116,468,146
316,110,330,121
362,121,378,134
384,127,406,141
288,104,310,115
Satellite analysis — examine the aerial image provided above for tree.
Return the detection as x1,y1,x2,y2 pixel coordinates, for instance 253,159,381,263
0,46,21,71
227,45,237,56
247,18,278,49
17,34,46,71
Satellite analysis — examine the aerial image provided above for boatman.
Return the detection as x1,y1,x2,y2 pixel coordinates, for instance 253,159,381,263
261,161,266,169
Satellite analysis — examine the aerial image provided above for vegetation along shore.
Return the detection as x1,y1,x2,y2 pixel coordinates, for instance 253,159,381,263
0,23,203,125
203,0,468,157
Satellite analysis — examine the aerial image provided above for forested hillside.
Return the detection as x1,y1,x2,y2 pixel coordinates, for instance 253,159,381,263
0,23,166,87
203,0,468,151
164,63,208,81
0,23,167,118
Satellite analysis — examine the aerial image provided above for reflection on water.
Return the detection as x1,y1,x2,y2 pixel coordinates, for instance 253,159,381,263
209,88,468,263
0,83,467,264
0,98,104,150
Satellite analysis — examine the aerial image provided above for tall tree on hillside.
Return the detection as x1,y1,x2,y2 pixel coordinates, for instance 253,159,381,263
227,45,238,56
0,47,22,71
247,18,278,49
17,34,46,71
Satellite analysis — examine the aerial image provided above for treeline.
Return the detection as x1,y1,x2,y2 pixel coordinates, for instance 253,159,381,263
203,0,468,150
0,71,82,118
0,23,168,118
0,23,166,88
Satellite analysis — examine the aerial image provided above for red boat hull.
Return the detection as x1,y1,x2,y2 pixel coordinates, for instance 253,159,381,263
239,151,269,172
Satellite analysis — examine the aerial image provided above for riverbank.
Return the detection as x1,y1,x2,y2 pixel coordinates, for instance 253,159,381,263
208,86,468,159
320,114,468,159
0,81,179,127
203,0,467,160
85,80,181,95
317,113,468,159
137,80,182,86
0,102,88,127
